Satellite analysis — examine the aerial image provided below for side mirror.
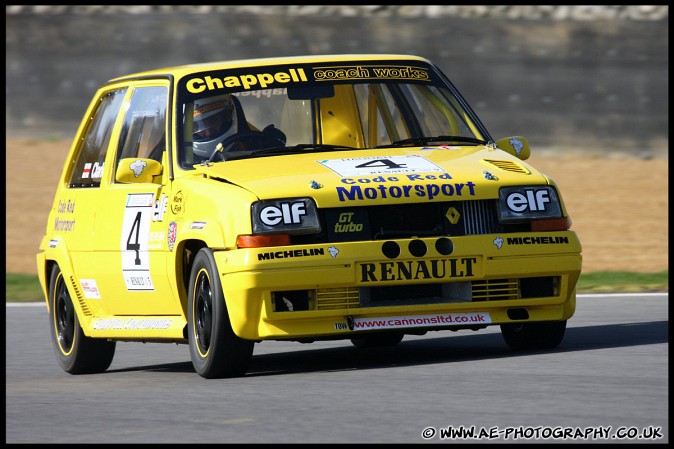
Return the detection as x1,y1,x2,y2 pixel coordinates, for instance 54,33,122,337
495,136,530,160
115,158,162,183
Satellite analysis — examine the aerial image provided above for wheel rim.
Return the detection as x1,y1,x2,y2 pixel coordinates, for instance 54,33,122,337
54,275,75,353
194,270,213,355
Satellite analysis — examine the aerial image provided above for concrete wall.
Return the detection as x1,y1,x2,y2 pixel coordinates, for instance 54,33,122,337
6,6,668,157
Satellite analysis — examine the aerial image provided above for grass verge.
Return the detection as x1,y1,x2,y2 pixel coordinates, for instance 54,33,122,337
575,270,668,293
5,271,668,303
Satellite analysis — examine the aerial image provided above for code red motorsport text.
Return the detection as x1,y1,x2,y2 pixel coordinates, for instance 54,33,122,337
337,174,476,202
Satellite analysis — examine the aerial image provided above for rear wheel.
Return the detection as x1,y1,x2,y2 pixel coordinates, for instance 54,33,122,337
350,332,404,349
500,320,567,351
48,264,116,374
188,248,254,378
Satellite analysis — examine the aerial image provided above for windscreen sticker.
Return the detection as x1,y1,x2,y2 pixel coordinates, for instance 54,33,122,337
318,155,444,177
121,193,155,291
186,68,308,93
313,65,429,82
184,64,431,95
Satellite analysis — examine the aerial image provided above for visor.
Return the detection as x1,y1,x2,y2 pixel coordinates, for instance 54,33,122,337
193,99,234,133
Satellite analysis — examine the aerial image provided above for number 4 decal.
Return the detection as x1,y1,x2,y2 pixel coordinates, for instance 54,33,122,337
121,193,155,291
126,211,142,265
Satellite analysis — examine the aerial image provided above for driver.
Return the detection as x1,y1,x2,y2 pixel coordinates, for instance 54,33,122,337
191,93,287,161
192,94,244,158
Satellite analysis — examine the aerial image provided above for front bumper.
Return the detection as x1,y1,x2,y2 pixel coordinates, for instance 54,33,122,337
215,232,582,340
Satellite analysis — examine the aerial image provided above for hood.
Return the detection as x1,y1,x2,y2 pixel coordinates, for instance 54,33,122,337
192,146,551,207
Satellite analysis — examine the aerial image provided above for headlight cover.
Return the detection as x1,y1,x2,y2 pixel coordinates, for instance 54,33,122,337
252,198,321,234
498,186,562,222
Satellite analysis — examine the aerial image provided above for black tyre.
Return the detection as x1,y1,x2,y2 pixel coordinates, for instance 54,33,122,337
351,332,404,349
500,320,567,351
188,248,254,378
48,264,116,374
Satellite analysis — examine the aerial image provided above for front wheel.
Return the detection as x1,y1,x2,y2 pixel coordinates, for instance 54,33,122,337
500,320,567,351
48,264,116,374
188,248,254,378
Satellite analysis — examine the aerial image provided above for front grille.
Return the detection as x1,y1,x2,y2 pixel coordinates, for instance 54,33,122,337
462,200,500,235
316,287,360,310
472,279,519,301
311,277,557,310
296,200,502,245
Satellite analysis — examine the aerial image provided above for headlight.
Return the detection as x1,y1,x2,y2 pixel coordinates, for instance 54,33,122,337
498,186,562,222
252,198,321,234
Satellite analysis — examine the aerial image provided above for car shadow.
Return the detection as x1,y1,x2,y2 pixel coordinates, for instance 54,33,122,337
107,320,668,376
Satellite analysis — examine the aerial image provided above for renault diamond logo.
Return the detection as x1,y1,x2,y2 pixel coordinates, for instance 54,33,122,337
446,207,460,224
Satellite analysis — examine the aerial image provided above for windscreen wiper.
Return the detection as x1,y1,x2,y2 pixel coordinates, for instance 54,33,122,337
376,136,488,148
220,144,359,161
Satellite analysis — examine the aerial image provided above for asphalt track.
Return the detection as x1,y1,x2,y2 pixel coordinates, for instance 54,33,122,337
5,294,668,444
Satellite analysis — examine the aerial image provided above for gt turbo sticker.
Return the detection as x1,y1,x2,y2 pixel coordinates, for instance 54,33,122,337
186,68,308,93
121,193,155,291
359,257,479,282
333,312,491,331
319,155,444,177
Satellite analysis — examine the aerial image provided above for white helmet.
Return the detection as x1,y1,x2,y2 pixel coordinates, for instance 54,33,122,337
192,94,238,157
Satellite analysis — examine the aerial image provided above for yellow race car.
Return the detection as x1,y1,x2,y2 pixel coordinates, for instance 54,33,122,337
36,54,582,378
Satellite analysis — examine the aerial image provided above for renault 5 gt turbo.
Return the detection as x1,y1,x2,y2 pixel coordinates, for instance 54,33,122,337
36,54,582,378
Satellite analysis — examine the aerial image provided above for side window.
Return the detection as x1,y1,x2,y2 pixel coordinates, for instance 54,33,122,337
115,86,168,179
69,89,126,188
406,85,474,138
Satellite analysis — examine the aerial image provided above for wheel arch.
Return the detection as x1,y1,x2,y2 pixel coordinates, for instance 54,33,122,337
39,240,79,315
45,259,93,337
173,238,208,321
